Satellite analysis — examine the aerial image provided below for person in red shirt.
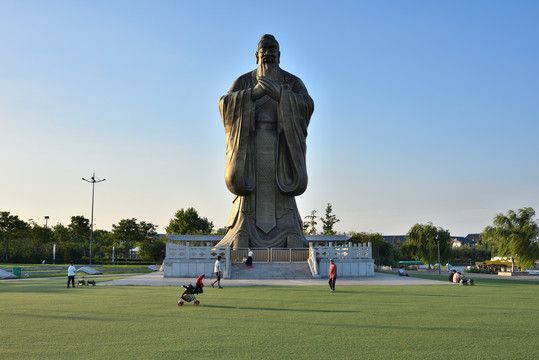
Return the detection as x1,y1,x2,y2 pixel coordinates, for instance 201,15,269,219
328,259,337,293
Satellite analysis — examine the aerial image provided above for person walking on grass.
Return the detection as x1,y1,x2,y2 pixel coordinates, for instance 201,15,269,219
328,259,337,293
67,261,76,288
211,256,223,289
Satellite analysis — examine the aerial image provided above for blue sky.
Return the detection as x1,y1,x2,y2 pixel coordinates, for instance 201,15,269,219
1,1,538,236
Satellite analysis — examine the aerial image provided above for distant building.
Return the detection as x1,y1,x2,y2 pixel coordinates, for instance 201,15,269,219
382,235,407,248
380,234,480,249
451,236,476,248
465,233,482,242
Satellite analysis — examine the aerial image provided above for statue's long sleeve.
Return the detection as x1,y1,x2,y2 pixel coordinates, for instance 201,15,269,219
219,89,255,196
277,89,314,196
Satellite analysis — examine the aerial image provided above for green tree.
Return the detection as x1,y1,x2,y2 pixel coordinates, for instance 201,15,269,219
51,224,79,263
303,210,318,235
68,216,90,257
214,227,227,235
0,211,29,262
112,218,144,261
350,232,396,266
52,224,70,245
404,223,451,266
138,221,165,262
26,220,53,263
482,207,539,271
397,244,413,263
166,208,213,235
320,203,340,235
90,229,112,261
450,246,491,265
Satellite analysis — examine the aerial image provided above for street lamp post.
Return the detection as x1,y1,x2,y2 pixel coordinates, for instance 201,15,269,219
82,172,106,265
45,216,52,263
436,234,441,275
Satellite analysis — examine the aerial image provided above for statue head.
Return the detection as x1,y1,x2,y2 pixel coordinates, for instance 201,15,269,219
255,34,280,65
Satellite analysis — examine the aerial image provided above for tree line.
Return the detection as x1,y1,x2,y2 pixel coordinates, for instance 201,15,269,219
2,205,537,269
0,207,213,264
301,204,538,270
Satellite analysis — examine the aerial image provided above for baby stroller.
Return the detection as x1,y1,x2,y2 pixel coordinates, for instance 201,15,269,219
178,274,205,307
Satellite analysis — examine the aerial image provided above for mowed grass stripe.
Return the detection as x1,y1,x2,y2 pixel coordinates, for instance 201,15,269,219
1,277,537,359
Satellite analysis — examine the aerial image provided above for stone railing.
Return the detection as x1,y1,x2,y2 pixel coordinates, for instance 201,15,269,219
308,242,374,277
309,241,372,259
164,241,231,278
165,241,228,260
163,238,374,278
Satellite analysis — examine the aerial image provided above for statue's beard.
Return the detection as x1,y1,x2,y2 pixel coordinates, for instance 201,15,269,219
257,61,278,79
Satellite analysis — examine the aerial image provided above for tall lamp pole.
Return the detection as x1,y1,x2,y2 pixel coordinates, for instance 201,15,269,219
436,234,441,275
82,172,106,265
45,216,52,263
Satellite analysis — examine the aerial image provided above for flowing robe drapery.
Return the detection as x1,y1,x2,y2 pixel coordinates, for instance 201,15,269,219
216,69,314,248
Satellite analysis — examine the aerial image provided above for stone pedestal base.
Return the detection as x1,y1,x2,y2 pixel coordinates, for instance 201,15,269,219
164,259,228,278
318,258,375,277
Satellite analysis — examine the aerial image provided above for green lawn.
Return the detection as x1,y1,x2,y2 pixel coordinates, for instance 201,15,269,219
0,264,153,278
1,277,537,359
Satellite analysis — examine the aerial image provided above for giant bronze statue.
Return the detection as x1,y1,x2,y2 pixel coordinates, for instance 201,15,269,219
216,35,314,248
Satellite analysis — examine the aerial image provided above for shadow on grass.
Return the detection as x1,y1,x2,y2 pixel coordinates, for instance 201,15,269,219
8,312,126,322
202,304,360,313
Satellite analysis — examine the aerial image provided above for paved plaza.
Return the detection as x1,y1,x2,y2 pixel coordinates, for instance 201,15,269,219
3,269,536,286
98,271,449,287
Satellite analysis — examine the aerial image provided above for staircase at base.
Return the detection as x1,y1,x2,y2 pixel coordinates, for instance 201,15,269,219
230,262,313,279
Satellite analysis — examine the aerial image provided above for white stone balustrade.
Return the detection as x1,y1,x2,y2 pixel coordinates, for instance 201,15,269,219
308,242,374,277
163,241,230,278
163,237,374,278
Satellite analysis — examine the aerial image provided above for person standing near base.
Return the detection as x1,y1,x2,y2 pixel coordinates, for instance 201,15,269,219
211,256,223,289
328,259,337,293
67,261,76,288
246,248,253,269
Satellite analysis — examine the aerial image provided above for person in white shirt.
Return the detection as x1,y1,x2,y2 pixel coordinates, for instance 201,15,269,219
245,248,253,269
67,261,76,288
398,266,409,277
211,256,223,289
